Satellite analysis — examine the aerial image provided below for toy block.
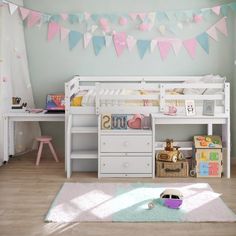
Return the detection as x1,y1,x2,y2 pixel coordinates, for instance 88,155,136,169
101,114,112,130
111,115,127,130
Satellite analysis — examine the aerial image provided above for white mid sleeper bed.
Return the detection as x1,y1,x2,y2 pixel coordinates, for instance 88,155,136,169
65,75,230,178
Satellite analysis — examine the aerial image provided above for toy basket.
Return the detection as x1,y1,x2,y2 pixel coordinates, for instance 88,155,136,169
156,160,189,177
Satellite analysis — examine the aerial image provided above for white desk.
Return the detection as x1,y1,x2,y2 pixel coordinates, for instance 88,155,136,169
3,112,65,163
151,114,230,178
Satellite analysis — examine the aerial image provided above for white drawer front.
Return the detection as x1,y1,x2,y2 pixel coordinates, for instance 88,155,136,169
100,135,152,152
100,157,152,174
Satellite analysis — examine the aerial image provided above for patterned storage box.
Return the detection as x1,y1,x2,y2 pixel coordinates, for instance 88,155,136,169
156,160,189,177
194,135,222,178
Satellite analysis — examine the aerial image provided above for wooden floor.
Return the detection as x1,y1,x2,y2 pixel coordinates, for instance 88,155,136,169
0,151,236,236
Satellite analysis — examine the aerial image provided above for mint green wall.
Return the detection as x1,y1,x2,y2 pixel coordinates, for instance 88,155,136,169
22,0,236,155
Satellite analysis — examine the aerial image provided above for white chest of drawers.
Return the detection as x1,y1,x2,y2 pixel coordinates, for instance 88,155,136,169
98,122,154,178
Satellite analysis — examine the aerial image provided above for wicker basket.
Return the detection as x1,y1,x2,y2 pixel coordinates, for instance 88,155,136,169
156,160,189,177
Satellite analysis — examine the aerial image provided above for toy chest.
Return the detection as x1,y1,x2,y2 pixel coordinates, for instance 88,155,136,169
194,135,222,178
156,160,189,177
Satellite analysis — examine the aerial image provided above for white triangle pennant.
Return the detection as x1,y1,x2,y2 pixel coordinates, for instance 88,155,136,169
170,39,182,55
8,2,18,15
105,35,112,47
126,35,137,51
91,25,98,33
83,32,92,48
150,39,157,53
148,12,156,23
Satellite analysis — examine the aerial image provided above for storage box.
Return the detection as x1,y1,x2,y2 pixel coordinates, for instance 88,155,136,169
156,160,189,177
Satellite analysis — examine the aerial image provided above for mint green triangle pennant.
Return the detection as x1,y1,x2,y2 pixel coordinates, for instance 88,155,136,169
137,40,150,59
69,31,82,50
92,36,105,55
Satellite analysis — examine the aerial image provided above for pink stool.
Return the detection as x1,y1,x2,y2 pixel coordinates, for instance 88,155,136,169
36,136,59,165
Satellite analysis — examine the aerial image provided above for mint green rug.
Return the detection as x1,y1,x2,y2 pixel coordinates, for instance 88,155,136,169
45,182,236,222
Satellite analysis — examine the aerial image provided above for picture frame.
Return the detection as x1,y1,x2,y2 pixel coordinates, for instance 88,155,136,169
203,100,215,116
185,100,196,116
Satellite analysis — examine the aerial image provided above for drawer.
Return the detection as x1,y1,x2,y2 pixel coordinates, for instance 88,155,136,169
100,157,152,174
100,135,152,152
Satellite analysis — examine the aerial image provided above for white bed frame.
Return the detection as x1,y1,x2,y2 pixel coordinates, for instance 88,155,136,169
65,76,230,178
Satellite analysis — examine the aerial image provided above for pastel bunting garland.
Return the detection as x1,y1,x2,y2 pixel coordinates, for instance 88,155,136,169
0,0,232,59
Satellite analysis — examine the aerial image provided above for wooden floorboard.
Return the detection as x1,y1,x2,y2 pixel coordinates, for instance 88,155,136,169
0,151,236,236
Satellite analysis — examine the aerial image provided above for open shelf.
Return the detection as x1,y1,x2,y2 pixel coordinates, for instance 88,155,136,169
71,150,98,159
71,127,98,133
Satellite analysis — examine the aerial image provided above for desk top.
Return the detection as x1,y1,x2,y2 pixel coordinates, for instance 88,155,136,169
3,111,65,121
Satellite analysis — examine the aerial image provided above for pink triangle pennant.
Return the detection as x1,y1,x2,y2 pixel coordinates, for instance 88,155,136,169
48,22,60,41
129,13,138,21
138,13,146,21
183,38,197,59
126,35,137,51
113,32,127,57
60,27,70,41
60,13,68,21
27,11,42,28
207,26,218,41
8,3,18,15
84,32,92,48
215,17,228,36
158,41,172,60
19,7,30,20
212,6,221,15
170,39,182,55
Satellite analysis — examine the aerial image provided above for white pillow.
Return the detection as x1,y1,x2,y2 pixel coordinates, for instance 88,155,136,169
183,78,205,95
201,75,226,95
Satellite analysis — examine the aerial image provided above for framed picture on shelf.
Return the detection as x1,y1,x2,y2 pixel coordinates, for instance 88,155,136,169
185,100,196,116
203,100,215,116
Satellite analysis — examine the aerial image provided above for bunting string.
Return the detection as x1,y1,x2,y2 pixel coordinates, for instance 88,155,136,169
0,0,232,59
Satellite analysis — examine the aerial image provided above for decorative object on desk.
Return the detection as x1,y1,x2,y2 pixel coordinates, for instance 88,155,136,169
11,96,27,111
46,94,65,111
12,96,21,105
159,189,183,209
185,100,195,116
156,139,185,163
164,105,177,116
111,114,127,129
45,182,236,222
193,135,222,178
101,114,112,130
127,114,143,129
203,100,215,116
141,115,151,129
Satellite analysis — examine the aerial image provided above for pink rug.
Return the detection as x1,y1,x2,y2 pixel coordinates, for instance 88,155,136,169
45,183,236,222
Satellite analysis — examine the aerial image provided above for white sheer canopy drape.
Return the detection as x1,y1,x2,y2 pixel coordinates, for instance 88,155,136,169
0,0,41,165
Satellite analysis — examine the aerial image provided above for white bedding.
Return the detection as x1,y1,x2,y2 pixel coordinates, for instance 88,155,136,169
71,74,225,107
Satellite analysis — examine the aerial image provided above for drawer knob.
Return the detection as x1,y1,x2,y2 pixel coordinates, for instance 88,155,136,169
102,142,106,145
123,141,128,147
123,162,129,168
103,163,106,166
147,142,150,145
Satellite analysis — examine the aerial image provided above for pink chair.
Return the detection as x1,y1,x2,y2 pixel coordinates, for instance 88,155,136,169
36,136,59,165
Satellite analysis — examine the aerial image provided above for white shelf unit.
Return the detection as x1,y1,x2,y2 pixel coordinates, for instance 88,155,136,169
152,114,231,178
66,113,98,178
98,115,154,178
